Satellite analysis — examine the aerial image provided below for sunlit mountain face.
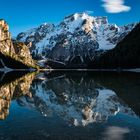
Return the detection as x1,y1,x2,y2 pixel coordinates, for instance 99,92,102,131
16,13,136,68
0,71,140,140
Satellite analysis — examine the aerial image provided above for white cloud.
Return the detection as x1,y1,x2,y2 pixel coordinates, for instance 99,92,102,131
102,0,131,13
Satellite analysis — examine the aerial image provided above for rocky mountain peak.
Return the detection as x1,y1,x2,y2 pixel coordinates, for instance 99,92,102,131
16,13,136,67
64,12,90,21
95,16,108,25
0,19,10,41
64,13,108,25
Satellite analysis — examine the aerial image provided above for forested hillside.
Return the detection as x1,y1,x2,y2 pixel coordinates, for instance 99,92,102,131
88,23,140,69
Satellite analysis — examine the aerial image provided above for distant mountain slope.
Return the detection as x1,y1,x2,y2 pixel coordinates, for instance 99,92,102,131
88,23,140,69
17,13,135,67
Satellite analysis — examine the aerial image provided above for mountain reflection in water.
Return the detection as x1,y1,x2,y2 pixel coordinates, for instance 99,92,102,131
17,72,137,126
0,72,35,120
0,71,140,140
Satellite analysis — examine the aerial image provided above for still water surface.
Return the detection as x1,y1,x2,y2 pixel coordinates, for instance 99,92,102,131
0,71,140,140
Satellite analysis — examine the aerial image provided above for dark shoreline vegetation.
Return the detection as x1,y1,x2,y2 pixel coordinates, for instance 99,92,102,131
88,23,140,69
0,52,35,70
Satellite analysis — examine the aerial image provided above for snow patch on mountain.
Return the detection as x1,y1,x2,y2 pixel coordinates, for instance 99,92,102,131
17,12,135,65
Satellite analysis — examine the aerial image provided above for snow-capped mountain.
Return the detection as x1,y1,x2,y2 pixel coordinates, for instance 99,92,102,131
17,13,135,66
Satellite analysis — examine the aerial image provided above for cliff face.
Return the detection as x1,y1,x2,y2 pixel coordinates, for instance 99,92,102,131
12,41,35,66
0,19,36,69
0,19,14,55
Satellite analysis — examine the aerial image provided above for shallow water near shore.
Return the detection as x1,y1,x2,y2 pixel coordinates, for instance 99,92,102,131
0,71,140,140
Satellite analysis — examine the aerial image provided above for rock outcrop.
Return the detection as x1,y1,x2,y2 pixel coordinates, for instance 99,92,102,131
0,19,37,69
0,19,14,55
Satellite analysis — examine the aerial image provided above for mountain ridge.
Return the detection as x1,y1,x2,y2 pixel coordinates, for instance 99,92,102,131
88,23,140,69
17,12,136,68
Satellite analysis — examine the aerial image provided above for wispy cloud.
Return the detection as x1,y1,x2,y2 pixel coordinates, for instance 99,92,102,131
102,0,131,13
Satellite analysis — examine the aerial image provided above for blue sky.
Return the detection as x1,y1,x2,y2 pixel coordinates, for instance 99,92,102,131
0,0,140,36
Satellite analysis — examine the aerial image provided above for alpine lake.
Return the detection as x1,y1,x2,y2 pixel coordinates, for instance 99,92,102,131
0,70,140,140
